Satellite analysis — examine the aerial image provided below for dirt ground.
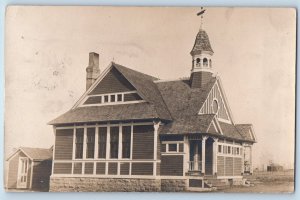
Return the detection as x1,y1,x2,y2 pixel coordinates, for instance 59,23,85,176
218,170,294,193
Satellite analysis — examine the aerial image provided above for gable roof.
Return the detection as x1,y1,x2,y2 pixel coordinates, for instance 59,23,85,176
49,63,172,125
7,147,53,161
160,114,217,135
155,77,217,119
236,124,256,142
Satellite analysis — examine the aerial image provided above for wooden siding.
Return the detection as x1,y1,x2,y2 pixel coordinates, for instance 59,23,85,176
96,162,106,174
120,163,130,175
160,155,183,176
225,157,234,176
7,152,26,189
54,129,73,160
53,163,72,174
161,144,166,152
156,163,160,176
132,125,154,159
124,93,142,101
217,156,225,176
89,67,135,95
84,162,94,174
73,163,82,174
160,134,184,141
234,158,242,176
131,163,153,175
31,160,52,191
190,71,212,88
83,96,102,105
108,162,118,175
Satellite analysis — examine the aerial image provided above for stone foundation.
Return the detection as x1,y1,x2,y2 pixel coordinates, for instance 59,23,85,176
161,179,187,192
50,177,161,192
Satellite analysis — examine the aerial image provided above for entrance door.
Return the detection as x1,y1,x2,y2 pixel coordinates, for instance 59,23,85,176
17,157,29,188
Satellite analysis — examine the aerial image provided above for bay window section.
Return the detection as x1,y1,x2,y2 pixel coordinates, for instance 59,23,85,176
110,127,119,159
75,128,84,159
86,128,95,158
122,126,131,158
98,127,107,158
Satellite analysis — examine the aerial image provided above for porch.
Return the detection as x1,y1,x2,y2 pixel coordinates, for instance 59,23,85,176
185,135,218,177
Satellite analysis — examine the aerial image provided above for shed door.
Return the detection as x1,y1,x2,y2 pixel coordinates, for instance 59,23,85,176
17,157,29,188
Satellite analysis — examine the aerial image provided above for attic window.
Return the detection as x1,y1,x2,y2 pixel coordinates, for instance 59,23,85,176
196,58,200,64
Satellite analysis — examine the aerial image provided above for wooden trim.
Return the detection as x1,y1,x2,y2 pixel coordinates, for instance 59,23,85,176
79,100,146,107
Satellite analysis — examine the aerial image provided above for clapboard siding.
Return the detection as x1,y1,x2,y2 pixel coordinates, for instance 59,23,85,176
132,125,154,159
234,157,242,176
96,162,106,174
31,160,52,190
120,163,130,175
108,162,118,175
217,156,225,176
84,162,94,174
7,152,26,188
131,163,153,175
160,155,183,176
89,67,135,95
53,163,72,174
73,163,82,174
225,157,233,176
161,144,166,152
54,129,73,160
124,93,142,101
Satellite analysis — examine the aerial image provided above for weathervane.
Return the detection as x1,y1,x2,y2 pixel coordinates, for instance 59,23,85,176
197,7,206,30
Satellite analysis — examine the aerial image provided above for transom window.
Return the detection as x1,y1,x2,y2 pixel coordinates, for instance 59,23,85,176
218,144,242,156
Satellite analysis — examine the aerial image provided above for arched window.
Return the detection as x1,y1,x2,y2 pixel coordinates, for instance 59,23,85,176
196,58,200,64
209,59,212,67
203,58,208,67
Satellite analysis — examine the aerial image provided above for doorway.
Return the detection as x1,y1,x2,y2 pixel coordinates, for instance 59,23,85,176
17,157,29,188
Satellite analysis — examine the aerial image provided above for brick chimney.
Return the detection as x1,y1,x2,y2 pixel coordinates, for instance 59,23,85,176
86,52,100,90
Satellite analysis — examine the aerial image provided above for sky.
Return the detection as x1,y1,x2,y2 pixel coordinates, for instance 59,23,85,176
5,7,296,169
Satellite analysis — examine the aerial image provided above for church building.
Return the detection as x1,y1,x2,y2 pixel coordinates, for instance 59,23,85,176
48,14,256,192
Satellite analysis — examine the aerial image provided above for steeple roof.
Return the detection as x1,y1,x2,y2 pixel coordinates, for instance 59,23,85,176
190,29,214,56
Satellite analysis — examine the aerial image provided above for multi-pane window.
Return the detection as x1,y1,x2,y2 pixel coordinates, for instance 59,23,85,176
75,128,84,159
104,95,109,103
228,146,231,154
111,95,116,102
117,94,122,102
218,145,222,153
168,144,177,152
122,126,131,158
86,128,95,158
110,127,119,158
98,127,107,158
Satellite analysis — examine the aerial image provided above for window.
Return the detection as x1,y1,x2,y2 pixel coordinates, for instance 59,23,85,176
117,94,122,102
111,95,116,102
236,147,239,155
223,145,227,154
86,128,95,158
98,127,107,158
110,127,119,158
196,58,200,63
168,144,177,152
203,58,208,67
122,126,131,158
228,146,231,154
218,145,222,153
104,95,109,103
75,128,84,159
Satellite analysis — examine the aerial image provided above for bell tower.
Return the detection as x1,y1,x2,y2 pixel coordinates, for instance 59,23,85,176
190,8,214,88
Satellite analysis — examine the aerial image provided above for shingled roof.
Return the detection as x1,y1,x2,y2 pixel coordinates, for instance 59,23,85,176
190,29,214,56
236,124,256,142
7,147,53,161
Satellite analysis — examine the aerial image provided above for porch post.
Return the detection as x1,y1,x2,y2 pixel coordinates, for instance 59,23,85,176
201,136,208,174
153,121,161,177
250,145,253,174
212,137,218,175
183,135,189,173
241,143,245,174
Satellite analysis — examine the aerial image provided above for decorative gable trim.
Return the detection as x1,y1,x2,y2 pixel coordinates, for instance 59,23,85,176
198,77,233,124
6,148,33,162
249,125,257,142
73,63,146,109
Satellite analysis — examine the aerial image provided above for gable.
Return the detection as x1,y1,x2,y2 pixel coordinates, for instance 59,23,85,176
89,67,136,95
80,66,144,107
199,79,232,123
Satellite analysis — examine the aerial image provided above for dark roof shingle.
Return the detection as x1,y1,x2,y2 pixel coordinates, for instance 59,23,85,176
20,147,52,161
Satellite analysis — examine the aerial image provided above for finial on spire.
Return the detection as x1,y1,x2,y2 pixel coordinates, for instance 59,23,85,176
197,7,206,30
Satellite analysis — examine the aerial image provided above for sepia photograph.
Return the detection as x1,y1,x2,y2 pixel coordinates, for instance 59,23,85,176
4,6,296,192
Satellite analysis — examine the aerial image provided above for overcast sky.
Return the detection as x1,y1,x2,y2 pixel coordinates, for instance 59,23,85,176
5,7,295,168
